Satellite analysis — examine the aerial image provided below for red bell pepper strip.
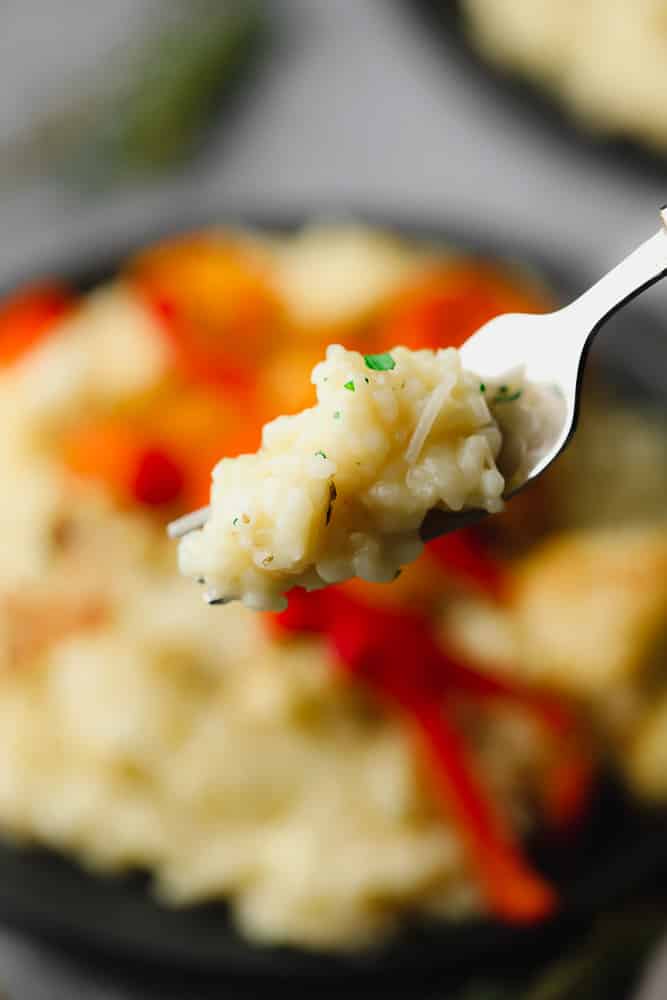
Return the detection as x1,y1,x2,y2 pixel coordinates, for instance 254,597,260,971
426,528,508,602
398,691,557,922
426,649,594,833
271,588,578,923
325,598,588,860
132,446,185,507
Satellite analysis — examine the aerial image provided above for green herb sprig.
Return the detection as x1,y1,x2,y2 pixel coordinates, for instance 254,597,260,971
26,1,266,192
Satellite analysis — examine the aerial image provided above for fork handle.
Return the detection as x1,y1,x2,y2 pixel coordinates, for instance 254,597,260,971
561,209,667,337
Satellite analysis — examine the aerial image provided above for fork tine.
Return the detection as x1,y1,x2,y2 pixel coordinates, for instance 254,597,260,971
166,505,211,539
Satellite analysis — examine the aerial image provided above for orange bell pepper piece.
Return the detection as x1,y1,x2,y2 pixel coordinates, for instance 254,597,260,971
61,421,184,509
0,282,74,367
129,236,282,397
427,527,508,601
378,263,550,352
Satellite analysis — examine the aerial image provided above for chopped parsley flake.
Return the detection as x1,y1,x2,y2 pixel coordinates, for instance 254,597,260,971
480,383,486,393
493,389,523,404
344,380,355,392
314,449,327,459
364,352,395,371
364,377,369,383
232,517,239,526
333,410,341,420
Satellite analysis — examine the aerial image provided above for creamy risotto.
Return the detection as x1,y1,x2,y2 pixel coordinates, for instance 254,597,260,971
462,0,667,153
0,223,663,951
178,346,558,611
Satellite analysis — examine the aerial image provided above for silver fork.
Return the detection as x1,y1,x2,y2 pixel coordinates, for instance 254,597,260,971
168,208,667,547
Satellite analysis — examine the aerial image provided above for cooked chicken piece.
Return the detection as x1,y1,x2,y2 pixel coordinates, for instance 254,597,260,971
442,526,667,791
511,527,667,697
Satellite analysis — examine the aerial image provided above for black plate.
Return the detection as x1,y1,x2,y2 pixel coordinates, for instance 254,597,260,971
411,1,667,182
0,208,666,982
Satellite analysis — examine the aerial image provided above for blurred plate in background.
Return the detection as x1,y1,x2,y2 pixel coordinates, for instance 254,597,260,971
413,1,667,181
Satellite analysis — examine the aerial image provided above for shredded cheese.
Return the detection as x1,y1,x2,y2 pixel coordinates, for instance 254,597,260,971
405,377,453,465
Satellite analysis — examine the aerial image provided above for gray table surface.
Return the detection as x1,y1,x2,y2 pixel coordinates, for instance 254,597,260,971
0,1,665,996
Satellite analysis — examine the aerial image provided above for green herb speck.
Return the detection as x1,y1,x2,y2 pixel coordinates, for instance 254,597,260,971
364,352,395,371
315,449,327,459
344,380,355,392
493,389,523,404
480,383,486,393
364,376,369,384
232,517,239,526
333,410,341,420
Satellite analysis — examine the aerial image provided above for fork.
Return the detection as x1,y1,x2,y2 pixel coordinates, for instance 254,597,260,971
168,207,667,548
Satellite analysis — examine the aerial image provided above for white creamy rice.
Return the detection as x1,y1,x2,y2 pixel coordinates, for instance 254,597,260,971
179,345,554,611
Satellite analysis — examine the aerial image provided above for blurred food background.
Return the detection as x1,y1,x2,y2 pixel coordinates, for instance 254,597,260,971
0,2,666,999
2,0,667,286
458,0,667,156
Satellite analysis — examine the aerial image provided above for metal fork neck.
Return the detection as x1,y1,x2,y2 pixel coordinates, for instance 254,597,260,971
560,225,667,338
